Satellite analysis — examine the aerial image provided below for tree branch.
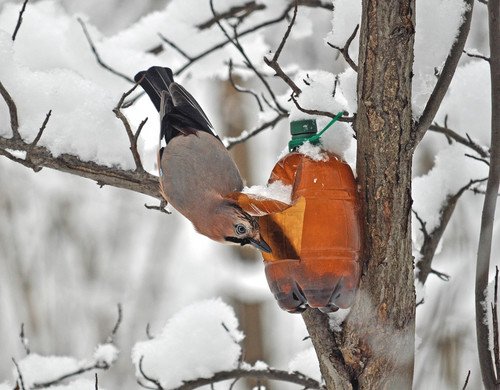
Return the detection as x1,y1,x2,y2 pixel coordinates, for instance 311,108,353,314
463,49,490,62
77,18,134,84
11,0,29,41
210,0,287,114
301,308,351,389
327,24,360,72
0,80,20,140
228,59,264,111
416,178,488,285
169,367,323,390
290,94,355,122
223,112,288,149
429,123,489,158
263,0,302,96
412,0,474,146
414,179,486,284
0,135,161,198
113,83,147,172
196,1,266,30
476,0,500,387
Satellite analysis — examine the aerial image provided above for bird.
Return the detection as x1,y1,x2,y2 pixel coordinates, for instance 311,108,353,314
134,66,272,253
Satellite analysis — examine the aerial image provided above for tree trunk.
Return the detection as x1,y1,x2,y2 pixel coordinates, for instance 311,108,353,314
303,1,416,388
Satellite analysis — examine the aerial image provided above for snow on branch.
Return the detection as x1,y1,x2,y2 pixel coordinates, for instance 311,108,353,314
0,80,161,201
133,300,322,390
9,305,122,389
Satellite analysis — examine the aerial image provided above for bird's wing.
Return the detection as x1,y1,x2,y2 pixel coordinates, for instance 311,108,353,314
169,82,216,136
135,66,220,143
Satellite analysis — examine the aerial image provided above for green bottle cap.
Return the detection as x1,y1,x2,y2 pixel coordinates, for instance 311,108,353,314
288,119,318,151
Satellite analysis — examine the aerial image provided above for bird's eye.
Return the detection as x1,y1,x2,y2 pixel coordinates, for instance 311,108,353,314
235,224,247,235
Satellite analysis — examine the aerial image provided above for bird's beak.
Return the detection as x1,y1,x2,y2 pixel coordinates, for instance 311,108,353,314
249,237,272,253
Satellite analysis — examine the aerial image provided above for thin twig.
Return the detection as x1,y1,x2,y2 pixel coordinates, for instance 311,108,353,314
224,113,288,149
77,18,134,84
327,24,360,72
19,323,30,356
26,110,52,169
107,303,123,344
12,0,29,41
228,59,263,111
465,153,490,166
0,80,20,140
158,33,193,60
138,356,164,390
290,94,354,122
429,123,489,158
210,0,287,114
463,49,490,62
144,201,171,215
416,178,488,284
462,370,471,390
196,1,266,30
95,373,99,390
263,0,302,95
412,0,474,146
114,85,146,172
12,358,26,390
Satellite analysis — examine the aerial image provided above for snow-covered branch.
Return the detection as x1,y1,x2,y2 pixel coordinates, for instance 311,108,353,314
0,81,161,200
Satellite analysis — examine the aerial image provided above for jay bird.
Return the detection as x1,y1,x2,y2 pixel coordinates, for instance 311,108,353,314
135,66,272,253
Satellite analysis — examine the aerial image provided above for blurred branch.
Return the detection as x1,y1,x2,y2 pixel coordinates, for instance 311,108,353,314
228,59,263,111
412,0,474,147
31,306,122,388
462,370,471,390
463,49,490,62
197,1,266,29
0,80,20,140
77,18,134,84
11,0,29,41
19,323,30,356
476,0,500,387
210,0,287,114
416,178,488,285
263,0,302,95
12,358,26,390
327,24,360,72
138,356,164,390
223,113,288,149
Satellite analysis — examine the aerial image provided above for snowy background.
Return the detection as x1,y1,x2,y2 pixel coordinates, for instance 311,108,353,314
0,0,496,389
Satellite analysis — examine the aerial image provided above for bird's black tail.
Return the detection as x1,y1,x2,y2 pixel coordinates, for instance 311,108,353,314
134,66,218,144
134,66,174,112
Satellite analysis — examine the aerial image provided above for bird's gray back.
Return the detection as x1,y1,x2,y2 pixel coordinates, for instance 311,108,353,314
160,132,244,214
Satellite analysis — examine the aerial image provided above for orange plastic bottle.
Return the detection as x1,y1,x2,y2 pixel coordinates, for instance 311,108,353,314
258,119,362,313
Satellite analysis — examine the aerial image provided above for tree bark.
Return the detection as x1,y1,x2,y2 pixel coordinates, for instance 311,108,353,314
304,1,417,389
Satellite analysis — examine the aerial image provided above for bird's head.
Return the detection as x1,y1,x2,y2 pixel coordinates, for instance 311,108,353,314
210,200,272,253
